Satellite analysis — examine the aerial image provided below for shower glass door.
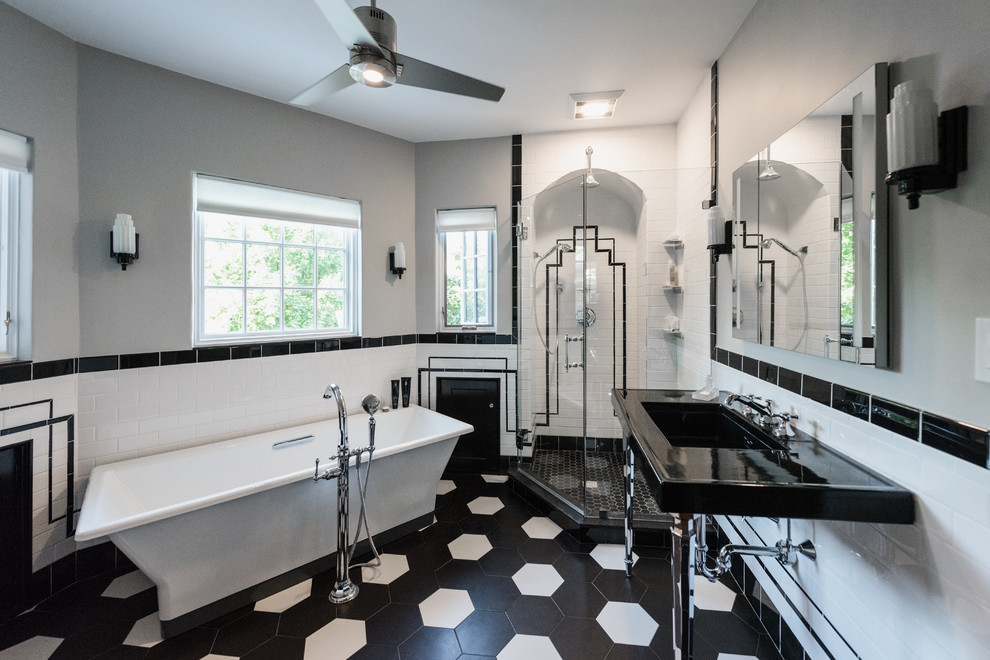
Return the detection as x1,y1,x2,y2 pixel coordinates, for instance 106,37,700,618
515,170,624,518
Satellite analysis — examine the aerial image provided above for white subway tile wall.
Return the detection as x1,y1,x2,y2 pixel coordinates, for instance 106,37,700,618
520,127,682,444
675,166,716,389
712,362,990,660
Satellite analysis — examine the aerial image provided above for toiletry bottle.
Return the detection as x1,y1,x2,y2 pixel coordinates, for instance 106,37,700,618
391,380,400,409
669,263,678,287
401,377,411,407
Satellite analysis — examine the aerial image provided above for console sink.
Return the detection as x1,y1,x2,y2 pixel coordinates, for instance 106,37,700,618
640,401,788,451
613,389,914,523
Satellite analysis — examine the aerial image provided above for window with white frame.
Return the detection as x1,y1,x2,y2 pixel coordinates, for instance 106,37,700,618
194,174,361,345
438,207,496,329
0,129,30,362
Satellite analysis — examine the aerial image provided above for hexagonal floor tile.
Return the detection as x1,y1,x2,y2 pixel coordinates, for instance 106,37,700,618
0,636,63,659
505,596,563,636
549,617,612,660
595,601,658,646
398,627,461,660
418,588,475,628
511,563,564,597
497,634,562,660
715,654,760,660
455,610,515,656
521,516,562,540
467,496,505,515
304,618,366,659
436,480,456,495
589,543,637,571
448,533,494,561
360,553,409,585
122,613,161,648
481,474,509,483
695,578,738,612
254,578,312,612
551,580,606,619
593,570,646,603
101,571,155,599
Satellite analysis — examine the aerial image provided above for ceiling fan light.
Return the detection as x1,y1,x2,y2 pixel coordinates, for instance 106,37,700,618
349,51,397,88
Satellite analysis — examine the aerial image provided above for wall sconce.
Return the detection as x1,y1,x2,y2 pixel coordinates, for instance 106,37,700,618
110,213,139,270
885,80,968,209
389,242,406,279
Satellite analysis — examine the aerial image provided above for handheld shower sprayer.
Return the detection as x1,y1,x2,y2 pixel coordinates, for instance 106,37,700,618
361,394,380,449
761,237,808,258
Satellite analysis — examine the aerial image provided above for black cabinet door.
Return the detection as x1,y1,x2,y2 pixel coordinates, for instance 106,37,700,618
0,442,31,621
436,378,499,475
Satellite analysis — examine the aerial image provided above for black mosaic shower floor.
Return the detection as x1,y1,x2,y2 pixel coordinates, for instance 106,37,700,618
520,450,667,521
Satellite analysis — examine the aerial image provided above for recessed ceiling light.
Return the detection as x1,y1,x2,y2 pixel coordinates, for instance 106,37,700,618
570,91,624,120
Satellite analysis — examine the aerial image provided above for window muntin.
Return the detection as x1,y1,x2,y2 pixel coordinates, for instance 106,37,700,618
438,207,496,329
195,175,360,345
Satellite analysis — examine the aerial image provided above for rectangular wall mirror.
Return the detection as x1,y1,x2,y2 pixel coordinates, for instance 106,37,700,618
731,63,890,368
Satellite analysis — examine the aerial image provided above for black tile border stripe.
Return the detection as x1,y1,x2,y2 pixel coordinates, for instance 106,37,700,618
716,347,990,470
0,333,517,383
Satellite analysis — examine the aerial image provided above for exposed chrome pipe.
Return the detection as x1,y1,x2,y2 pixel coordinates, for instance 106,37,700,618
697,517,816,583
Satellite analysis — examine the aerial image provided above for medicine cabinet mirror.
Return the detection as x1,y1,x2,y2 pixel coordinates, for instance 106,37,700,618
731,63,890,368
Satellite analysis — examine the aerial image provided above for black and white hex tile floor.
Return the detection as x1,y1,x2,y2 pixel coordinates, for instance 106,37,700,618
0,475,782,660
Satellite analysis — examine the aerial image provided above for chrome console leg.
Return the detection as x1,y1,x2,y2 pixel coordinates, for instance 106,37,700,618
671,514,697,660
623,441,635,578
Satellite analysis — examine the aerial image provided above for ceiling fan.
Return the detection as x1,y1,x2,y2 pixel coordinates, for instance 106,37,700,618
291,0,505,106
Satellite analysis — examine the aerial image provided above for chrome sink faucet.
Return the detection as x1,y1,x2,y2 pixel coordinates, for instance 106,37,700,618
726,392,799,438
725,393,775,423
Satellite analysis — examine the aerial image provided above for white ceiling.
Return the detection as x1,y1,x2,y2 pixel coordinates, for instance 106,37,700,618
5,0,756,143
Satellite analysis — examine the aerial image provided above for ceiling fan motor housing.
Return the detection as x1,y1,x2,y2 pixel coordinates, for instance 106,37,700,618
355,5,397,52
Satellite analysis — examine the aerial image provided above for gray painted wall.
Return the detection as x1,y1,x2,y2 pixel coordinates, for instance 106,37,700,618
75,46,416,355
0,2,81,362
717,0,990,428
414,138,512,335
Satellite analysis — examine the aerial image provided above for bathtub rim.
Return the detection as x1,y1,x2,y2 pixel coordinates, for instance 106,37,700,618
75,404,472,542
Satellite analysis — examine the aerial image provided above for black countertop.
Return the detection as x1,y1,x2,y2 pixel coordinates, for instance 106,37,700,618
613,389,915,523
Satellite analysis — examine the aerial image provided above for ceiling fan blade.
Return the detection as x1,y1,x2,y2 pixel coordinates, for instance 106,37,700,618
394,54,504,102
290,64,356,106
314,0,383,55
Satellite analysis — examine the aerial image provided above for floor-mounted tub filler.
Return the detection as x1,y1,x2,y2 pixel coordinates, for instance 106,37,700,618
75,398,472,638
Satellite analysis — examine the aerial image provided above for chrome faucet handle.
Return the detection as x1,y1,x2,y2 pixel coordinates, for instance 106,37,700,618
770,412,799,438
313,458,320,481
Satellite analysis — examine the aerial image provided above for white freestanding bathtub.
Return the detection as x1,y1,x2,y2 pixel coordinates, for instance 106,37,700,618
75,404,471,636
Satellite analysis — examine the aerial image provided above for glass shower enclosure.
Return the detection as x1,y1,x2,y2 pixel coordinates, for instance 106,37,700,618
514,161,651,521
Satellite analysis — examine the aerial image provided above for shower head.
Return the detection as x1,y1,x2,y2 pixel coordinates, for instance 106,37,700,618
361,393,381,417
761,237,807,258
758,145,781,181
582,145,600,187
758,163,781,181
